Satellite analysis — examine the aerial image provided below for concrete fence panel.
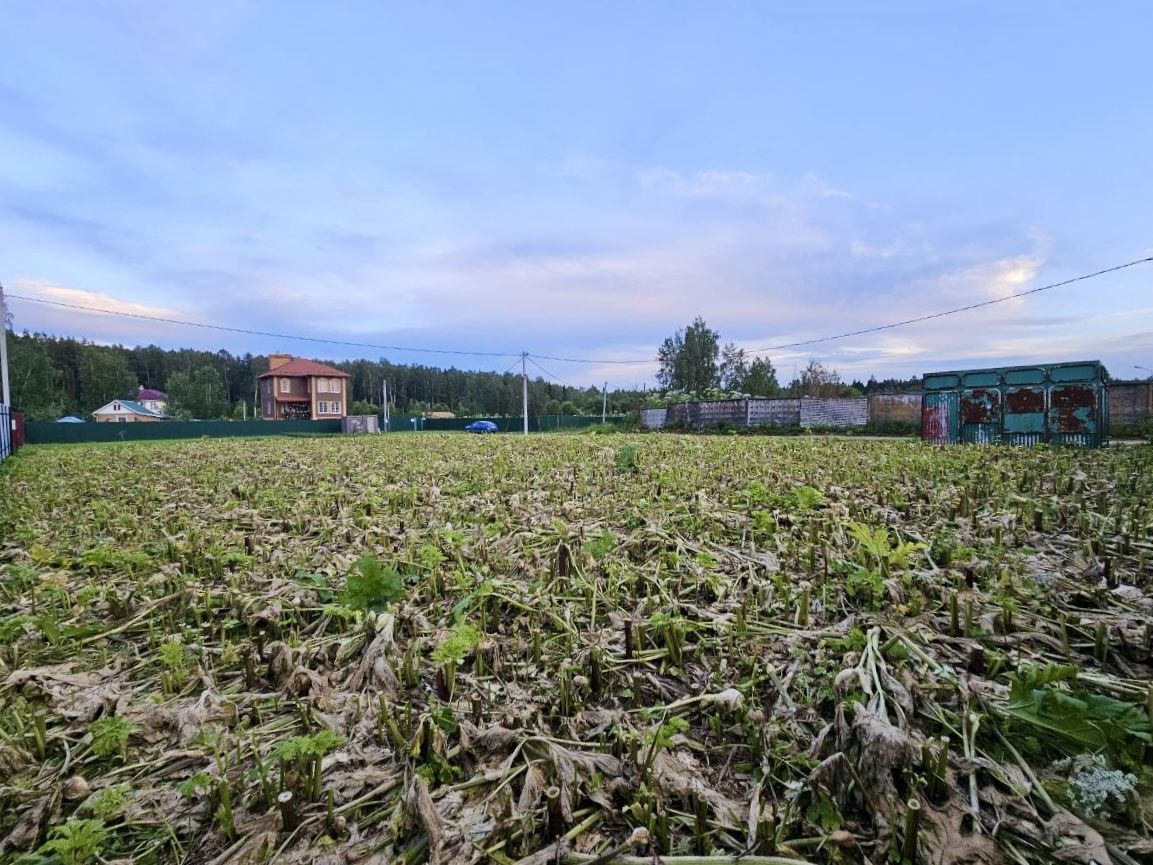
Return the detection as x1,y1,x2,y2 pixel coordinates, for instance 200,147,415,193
800,398,869,427
748,398,801,426
868,393,922,425
1107,381,1152,427
641,408,668,429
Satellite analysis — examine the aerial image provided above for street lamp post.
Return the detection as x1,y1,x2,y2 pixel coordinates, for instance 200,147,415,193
1135,365,1153,380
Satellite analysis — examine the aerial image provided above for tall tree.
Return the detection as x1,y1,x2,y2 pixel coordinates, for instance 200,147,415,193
166,365,229,419
719,343,748,391
656,316,720,393
8,333,66,420
78,345,138,413
795,359,844,397
742,357,781,396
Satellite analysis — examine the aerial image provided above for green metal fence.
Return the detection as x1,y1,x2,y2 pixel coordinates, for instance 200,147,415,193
24,414,626,444
24,419,343,444
410,415,626,432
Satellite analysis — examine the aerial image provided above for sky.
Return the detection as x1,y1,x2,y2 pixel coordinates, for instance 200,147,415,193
2,1,1152,388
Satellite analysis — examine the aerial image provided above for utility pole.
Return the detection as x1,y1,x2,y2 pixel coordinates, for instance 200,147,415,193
602,381,608,424
382,380,389,431
0,281,11,407
522,352,529,436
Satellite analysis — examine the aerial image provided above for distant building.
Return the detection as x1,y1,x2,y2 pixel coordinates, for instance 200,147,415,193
424,411,457,419
137,387,168,416
259,355,351,421
92,400,166,423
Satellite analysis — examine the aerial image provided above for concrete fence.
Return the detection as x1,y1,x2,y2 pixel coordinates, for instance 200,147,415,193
649,396,876,431
867,393,922,425
1109,381,1153,426
800,398,868,427
642,383,1153,433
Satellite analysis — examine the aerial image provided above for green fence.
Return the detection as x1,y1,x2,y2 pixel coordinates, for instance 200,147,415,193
25,419,343,444
24,415,627,444
403,415,626,432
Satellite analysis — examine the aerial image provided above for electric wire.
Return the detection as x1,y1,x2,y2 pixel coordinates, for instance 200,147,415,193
525,355,580,390
530,255,1153,364
8,254,1151,366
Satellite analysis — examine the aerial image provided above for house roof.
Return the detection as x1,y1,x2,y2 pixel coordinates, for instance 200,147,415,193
92,399,165,418
259,359,351,379
138,388,167,401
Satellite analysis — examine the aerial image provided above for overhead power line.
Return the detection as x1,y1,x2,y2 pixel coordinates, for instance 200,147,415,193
5,293,521,359
7,254,1150,366
525,355,580,389
532,255,1153,364
742,255,1153,355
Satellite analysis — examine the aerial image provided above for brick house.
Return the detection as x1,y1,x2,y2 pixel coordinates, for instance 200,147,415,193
259,355,351,421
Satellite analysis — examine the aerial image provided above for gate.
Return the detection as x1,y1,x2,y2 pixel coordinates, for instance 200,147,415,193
0,404,11,462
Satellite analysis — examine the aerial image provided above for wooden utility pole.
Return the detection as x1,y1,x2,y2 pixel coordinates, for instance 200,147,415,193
0,281,11,407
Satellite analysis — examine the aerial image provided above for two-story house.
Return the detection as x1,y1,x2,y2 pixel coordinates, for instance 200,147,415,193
259,355,351,421
137,387,168,416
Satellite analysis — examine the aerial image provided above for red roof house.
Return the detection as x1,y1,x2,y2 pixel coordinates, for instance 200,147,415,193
259,355,351,421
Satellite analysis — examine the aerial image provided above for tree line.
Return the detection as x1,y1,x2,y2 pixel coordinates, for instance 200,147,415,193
3,322,920,421
654,316,921,401
2,331,651,421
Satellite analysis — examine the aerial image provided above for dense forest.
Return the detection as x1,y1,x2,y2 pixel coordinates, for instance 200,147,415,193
3,330,923,421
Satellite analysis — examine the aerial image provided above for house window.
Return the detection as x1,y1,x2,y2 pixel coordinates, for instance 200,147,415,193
332,400,342,415
318,401,329,415
114,403,121,411
118,417,126,423
279,379,290,393
330,379,340,393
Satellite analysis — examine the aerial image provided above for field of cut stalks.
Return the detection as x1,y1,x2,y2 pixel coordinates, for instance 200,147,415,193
0,434,1151,865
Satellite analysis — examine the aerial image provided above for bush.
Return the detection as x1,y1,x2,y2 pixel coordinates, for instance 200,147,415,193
1110,422,1153,441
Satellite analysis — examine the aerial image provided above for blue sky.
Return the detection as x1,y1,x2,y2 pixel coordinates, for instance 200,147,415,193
2,2,1152,387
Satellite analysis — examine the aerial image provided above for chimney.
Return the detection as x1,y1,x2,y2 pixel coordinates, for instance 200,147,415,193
269,354,292,371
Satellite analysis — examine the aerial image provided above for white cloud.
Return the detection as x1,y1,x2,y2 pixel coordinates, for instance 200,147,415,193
917,254,1045,306
13,279,186,320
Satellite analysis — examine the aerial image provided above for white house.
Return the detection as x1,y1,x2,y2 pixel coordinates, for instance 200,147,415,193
91,399,166,423
137,387,168,415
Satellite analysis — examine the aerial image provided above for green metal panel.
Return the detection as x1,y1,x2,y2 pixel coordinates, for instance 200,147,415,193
1049,363,1098,383
1004,386,1046,445
25,419,342,445
1003,368,1046,385
922,373,960,391
961,371,1000,388
960,388,1000,444
921,391,958,443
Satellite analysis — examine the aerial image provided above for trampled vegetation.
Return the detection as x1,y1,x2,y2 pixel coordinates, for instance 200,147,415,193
0,435,1150,865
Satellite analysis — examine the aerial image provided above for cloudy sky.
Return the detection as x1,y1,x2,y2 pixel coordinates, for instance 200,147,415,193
2,2,1152,387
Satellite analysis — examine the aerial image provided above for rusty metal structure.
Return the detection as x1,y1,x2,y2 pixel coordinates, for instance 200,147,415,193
922,360,1108,447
